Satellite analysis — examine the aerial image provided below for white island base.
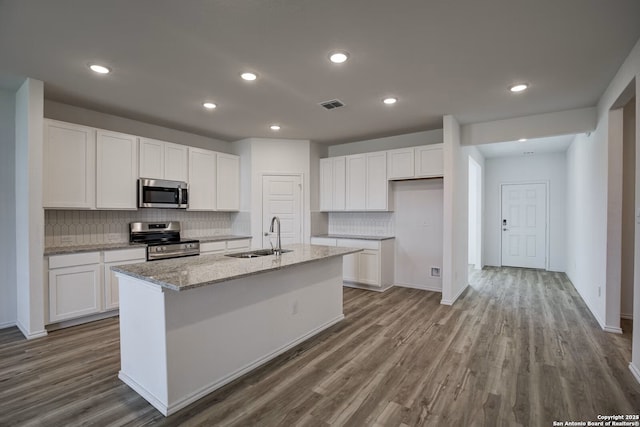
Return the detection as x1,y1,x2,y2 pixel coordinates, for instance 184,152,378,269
116,257,344,416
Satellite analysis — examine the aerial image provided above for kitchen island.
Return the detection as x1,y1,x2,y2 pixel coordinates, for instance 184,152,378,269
112,243,360,416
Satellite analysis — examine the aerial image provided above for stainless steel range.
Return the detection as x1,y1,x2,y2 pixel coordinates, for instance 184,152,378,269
130,221,200,261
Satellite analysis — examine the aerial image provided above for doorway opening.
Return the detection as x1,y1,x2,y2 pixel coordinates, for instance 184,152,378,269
468,157,482,270
621,95,636,329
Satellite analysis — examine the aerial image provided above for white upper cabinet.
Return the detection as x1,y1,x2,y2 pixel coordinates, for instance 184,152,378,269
320,157,346,212
96,130,138,209
139,138,164,179
164,142,189,182
188,147,216,211
346,154,366,211
365,152,388,210
139,137,188,182
319,158,334,211
333,157,346,211
387,148,415,180
216,153,240,211
43,119,96,209
415,144,444,178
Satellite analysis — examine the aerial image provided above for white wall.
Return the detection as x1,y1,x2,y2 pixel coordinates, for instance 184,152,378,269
442,115,469,305
0,88,16,328
622,98,636,319
44,100,233,154
235,138,312,248
461,107,597,146
15,78,46,339
564,36,640,379
467,152,485,269
484,152,567,272
328,129,443,157
393,179,443,291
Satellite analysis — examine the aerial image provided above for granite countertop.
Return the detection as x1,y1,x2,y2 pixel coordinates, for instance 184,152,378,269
112,243,361,292
312,234,395,241
44,235,252,256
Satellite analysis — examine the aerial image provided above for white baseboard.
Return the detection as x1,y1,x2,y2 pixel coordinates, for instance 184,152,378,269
630,362,640,385
603,325,623,334
46,309,118,331
343,282,392,293
394,282,442,293
441,283,468,306
122,314,345,417
119,372,168,415
0,321,16,330
16,320,48,340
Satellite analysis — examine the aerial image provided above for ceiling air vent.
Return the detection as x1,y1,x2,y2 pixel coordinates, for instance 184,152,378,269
319,99,345,110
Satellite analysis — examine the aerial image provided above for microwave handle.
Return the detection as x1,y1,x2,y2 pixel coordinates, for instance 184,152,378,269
178,187,183,206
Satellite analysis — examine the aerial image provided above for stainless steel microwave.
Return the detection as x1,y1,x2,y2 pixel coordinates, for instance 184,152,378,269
138,178,188,209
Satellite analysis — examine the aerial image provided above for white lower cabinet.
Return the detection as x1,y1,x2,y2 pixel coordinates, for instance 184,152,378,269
200,241,227,255
48,252,102,323
103,248,146,311
226,238,251,252
311,237,394,289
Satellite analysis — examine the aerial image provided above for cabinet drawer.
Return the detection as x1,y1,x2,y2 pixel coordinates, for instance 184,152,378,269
49,252,101,269
227,239,251,250
311,237,337,246
201,241,226,253
336,239,380,250
103,248,146,263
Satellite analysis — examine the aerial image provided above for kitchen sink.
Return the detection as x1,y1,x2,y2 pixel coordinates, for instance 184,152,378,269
226,248,293,259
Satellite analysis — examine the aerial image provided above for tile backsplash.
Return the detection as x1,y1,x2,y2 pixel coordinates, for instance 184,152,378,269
328,212,394,236
45,209,234,247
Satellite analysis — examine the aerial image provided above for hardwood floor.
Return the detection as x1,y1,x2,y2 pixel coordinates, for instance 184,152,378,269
1,267,639,426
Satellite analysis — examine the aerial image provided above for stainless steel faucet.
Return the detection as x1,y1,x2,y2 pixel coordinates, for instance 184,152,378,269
269,216,282,255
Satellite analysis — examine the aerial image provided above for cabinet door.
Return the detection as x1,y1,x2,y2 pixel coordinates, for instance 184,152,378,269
216,153,240,211
358,250,381,286
366,152,388,210
139,137,164,179
346,154,366,210
43,120,96,209
96,130,138,209
104,259,143,311
164,142,188,182
200,241,226,254
342,253,359,282
415,144,444,178
49,264,101,322
188,148,216,210
387,148,414,180
333,157,346,211
319,158,333,211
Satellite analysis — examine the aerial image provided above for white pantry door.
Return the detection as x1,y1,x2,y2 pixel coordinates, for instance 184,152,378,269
262,175,303,248
501,183,546,269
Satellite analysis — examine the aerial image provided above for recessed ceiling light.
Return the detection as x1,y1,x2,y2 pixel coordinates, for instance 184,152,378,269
89,64,111,74
203,102,217,109
329,51,349,64
509,83,529,93
518,138,527,142
270,124,281,131
383,97,398,105
241,72,258,81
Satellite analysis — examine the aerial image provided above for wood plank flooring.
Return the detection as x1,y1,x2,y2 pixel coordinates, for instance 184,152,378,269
1,267,639,426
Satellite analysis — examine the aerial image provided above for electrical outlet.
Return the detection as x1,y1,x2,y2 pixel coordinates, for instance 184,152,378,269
291,300,298,315
598,286,601,297
107,233,120,242
430,267,441,278
60,236,73,244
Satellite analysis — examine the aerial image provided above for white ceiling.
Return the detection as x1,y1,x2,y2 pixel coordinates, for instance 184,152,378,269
0,1,639,144
476,134,576,158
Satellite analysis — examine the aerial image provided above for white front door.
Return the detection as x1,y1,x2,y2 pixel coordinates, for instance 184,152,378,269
501,183,546,269
262,175,303,248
